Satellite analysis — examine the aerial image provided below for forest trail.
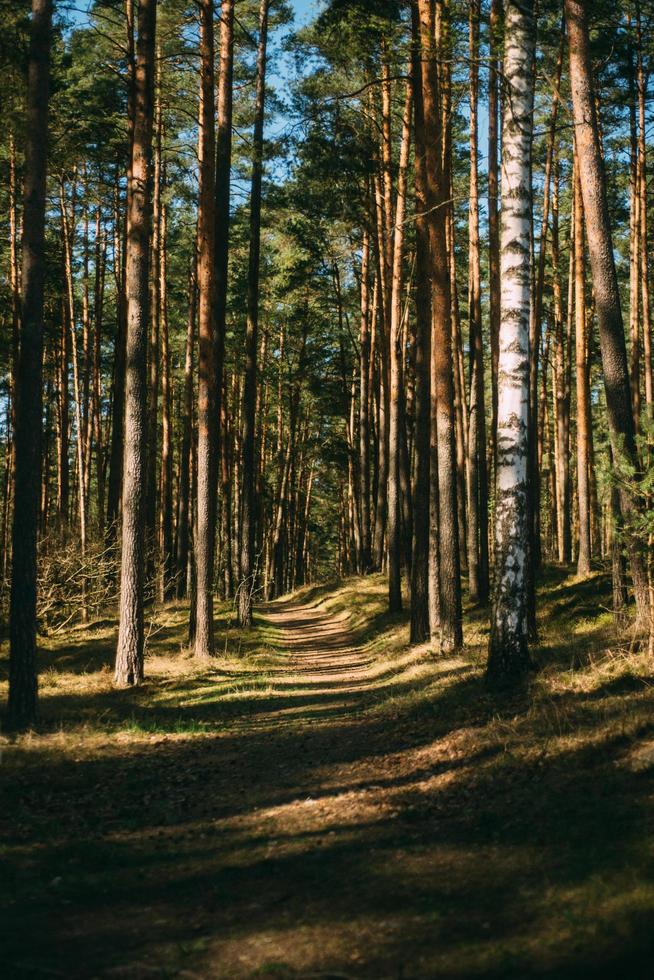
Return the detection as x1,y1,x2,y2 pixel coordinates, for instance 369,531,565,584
259,597,376,705
4,577,654,979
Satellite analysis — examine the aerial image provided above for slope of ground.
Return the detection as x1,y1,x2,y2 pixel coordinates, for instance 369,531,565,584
2,569,654,978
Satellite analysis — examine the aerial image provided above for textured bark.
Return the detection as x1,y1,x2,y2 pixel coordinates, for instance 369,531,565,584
114,0,157,688
7,0,52,730
566,0,650,623
410,0,431,644
60,179,88,616
213,0,235,498
106,178,128,540
56,300,70,528
528,32,563,580
487,0,535,685
573,157,592,577
176,258,196,599
145,75,162,569
551,158,572,563
159,201,174,600
418,0,462,652
358,227,372,572
465,0,489,606
92,208,106,531
636,8,653,418
628,29,641,431
238,0,270,627
387,78,412,613
372,176,390,572
488,0,502,475
194,0,217,655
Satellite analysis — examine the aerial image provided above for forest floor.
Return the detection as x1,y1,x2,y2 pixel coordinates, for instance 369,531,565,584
2,569,654,979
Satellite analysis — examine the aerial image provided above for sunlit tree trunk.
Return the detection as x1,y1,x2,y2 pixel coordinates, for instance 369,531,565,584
358,226,372,572
114,0,157,687
418,0,462,652
176,257,196,599
488,0,501,476
238,0,270,627
60,178,88,617
214,0,235,583
387,78,412,613
636,7,653,419
573,154,592,577
194,0,217,655
566,0,651,624
487,0,535,685
410,0,431,643
465,0,489,605
159,200,174,600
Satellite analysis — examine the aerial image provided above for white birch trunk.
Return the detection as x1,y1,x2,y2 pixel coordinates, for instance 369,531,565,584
487,0,535,683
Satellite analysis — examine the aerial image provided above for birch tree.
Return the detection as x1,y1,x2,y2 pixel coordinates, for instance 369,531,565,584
487,0,535,685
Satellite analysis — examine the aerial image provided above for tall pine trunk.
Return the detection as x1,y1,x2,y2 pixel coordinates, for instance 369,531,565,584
465,0,489,605
387,78,412,613
410,0,432,643
6,0,52,730
194,0,217,656
566,0,651,624
238,0,270,627
114,0,157,687
418,0,462,653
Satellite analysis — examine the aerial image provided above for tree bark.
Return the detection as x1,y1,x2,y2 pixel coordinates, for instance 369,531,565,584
387,77,412,613
358,226,372,572
114,0,157,687
573,154,592,577
488,0,501,477
465,0,489,605
194,0,217,655
238,0,270,627
566,0,651,623
487,0,535,685
410,0,432,644
7,0,52,730
176,257,196,599
417,0,462,653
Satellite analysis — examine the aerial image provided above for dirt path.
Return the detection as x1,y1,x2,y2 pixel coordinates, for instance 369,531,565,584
5,590,652,979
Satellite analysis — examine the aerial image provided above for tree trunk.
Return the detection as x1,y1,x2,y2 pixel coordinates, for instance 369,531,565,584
114,0,157,687
573,154,592,577
552,156,572,563
238,0,270,627
417,0,462,653
387,77,412,613
176,257,196,599
465,0,489,606
359,226,372,572
6,0,52,730
214,0,235,584
487,0,535,685
410,0,432,644
488,0,501,477
636,7,653,418
194,0,217,655
159,200,174,600
566,0,651,623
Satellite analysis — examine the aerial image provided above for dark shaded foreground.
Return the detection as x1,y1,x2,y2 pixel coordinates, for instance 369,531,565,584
2,574,654,978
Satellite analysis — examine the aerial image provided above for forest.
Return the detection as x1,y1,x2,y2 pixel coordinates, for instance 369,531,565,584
3,0,654,976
